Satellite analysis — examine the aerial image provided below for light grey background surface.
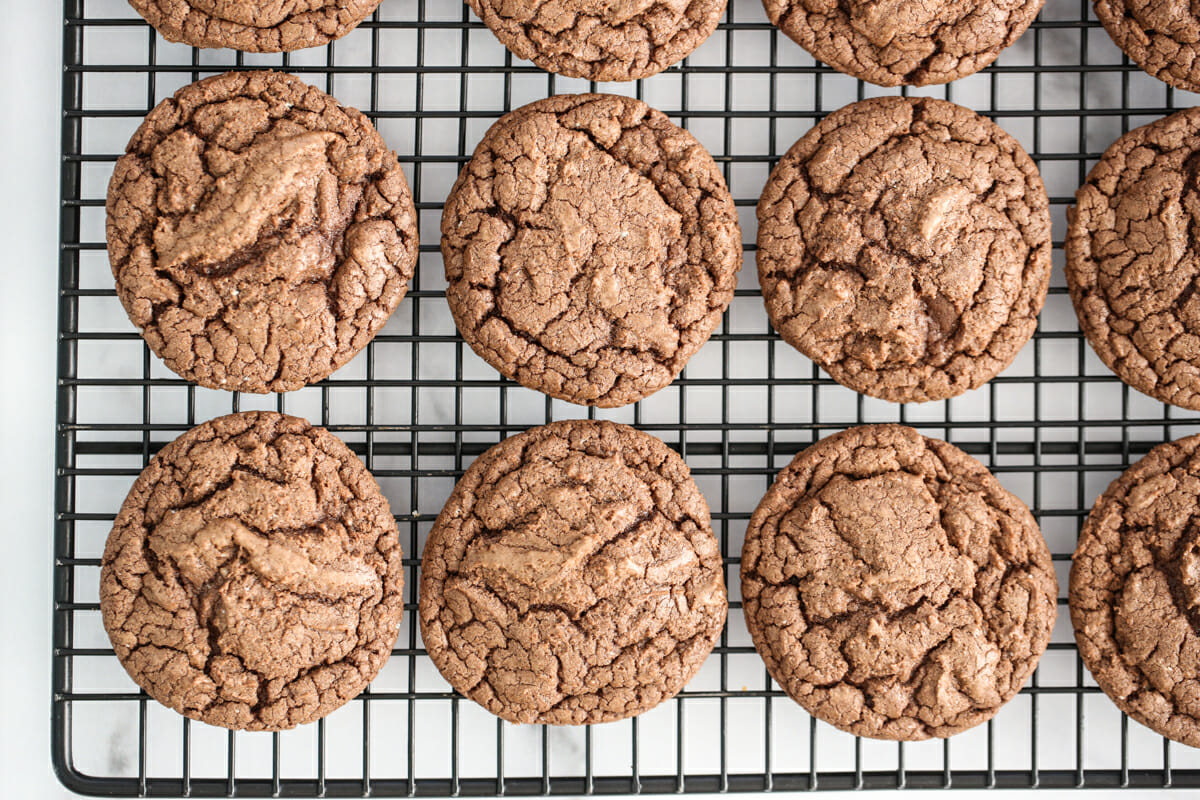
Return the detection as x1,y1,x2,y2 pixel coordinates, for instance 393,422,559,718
0,0,1194,798
2,0,71,796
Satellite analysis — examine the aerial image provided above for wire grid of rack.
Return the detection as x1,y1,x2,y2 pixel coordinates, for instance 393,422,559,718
53,0,1200,794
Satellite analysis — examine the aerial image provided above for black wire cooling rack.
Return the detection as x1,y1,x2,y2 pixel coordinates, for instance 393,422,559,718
54,0,1200,795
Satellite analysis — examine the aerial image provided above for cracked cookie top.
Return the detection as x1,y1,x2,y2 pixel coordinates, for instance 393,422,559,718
1072,434,1200,748
1093,0,1200,93
741,424,1056,740
441,94,741,407
99,411,404,731
468,0,726,81
106,71,418,393
418,420,727,724
1067,108,1200,411
757,97,1051,403
764,0,1043,86
129,0,383,52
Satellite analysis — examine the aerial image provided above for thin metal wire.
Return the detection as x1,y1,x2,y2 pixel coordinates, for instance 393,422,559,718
52,0,1200,794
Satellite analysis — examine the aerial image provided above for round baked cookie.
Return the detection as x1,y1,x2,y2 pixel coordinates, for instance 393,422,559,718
1093,0,1200,93
763,0,1043,86
1067,108,1200,411
757,96,1051,403
419,420,727,724
99,411,404,731
1071,434,1200,748
468,0,726,81
741,424,1057,740
106,70,418,394
442,93,741,407
129,0,383,52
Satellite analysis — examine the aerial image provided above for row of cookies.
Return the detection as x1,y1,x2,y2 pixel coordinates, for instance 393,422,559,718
98,407,1200,747
128,0,1200,92
100,411,1059,739
104,71,737,403
107,69,1200,413
106,70,1007,406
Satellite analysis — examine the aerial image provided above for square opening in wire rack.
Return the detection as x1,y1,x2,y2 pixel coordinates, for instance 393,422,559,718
55,0,1200,794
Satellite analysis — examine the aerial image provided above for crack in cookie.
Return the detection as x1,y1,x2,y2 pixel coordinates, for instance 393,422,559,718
741,424,1057,740
1072,433,1200,748
419,420,727,724
106,71,418,393
1093,0,1200,93
441,94,741,408
469,0,727,81
129,0,384,52
99,411,404,731
757,96,1051,403
764,0,1044,86
1067,107,1200,411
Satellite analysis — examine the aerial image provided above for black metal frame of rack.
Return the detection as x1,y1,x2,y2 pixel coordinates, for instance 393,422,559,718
53,0,1200,794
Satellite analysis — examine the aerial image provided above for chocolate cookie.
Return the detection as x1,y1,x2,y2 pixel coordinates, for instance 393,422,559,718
129,0,383,52
1066,108,1200,411
763,0,1043,86
757,97,1051,403
106,70,418,394
442,94,741,407
1070,434,1200,747
419,420,727,724
99,412,403,731
468,0,726,81
1093,0,1200,93
741,424,1057,740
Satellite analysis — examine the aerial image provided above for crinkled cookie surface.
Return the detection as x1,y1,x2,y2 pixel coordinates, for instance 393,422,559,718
741,424,1057,740
106,70,417,393
1093,0,1200,93
419,420,727,724
1067,106,1200,411
442,93,741,407
99,411,404,731
468,0,727,81
1072,433,1200,748
757,96,1050,403
763,0,1044,86
130,0,384,52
